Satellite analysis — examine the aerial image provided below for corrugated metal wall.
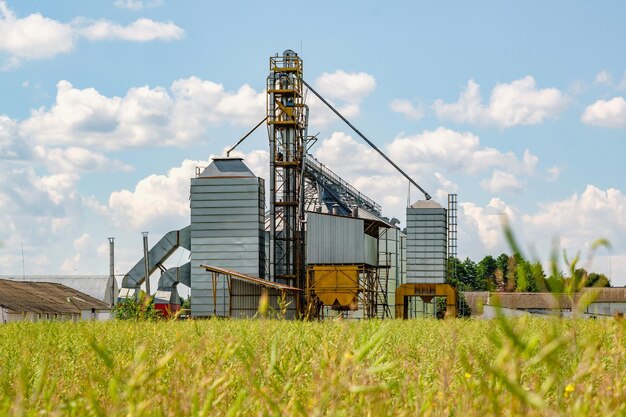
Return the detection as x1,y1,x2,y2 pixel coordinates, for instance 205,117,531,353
306,213,365,264
406,206,447,284
190,172,265,317
379,227,405,317
230,279,297,319
364,235,378,266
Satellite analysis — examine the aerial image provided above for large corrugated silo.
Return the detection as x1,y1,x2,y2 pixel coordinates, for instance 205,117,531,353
406,200,447,283
190,158,265,317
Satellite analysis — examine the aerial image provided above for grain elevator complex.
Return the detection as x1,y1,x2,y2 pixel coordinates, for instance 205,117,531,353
118,50,459,319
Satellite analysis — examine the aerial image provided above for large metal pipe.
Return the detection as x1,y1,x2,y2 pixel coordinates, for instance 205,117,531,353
108,237,115,306
142,232,151,296
226,116,268,157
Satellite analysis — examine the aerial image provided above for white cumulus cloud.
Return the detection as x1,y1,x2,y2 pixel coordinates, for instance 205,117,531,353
481,170,524,193
315,70,376,102
107,159,200,230
0,1,74,68
76,17,183,42
20,77,265,150
34,145,133,174
0,1,183,68
522,185,626,249
389,99,424,120
433,172,458,202
546,166,561,182
307,70,376,127
595,70,613,86
581,97,626,128
461,198,515,251
387,127,537,176
0,115,30,159
433,76,568,128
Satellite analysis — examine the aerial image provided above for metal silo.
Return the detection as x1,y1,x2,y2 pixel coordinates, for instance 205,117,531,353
190,158,265,317
394,199,458,318
406,200,447,284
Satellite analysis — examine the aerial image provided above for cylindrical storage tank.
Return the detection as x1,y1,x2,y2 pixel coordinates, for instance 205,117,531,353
406,200,447,284
190,158,265,317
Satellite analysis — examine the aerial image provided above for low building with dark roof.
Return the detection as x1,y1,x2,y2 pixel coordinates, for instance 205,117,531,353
0,279,112,323
463,287,626,318
0,275,117,305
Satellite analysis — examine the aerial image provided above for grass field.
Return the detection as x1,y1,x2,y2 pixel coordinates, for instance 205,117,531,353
0,317,624,416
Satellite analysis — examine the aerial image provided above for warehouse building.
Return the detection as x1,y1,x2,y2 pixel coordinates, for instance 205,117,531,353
0,275,117,305
0,279,112,323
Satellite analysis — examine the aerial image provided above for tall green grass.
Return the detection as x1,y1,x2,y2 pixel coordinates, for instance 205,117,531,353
0,318,623,416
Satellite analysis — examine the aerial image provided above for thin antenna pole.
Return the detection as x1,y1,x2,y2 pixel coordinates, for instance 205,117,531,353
21,243,25,279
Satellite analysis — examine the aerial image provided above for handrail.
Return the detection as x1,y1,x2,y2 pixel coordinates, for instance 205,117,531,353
304,155,381,213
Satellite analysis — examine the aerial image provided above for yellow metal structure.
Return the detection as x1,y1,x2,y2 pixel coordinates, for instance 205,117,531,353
307,265,360,309
395,283,457,318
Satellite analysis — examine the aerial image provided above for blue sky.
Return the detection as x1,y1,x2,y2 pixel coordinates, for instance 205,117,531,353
1,0,626,287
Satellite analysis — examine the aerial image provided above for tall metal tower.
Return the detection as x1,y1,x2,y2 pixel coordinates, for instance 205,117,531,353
267,50,308,291
447,193,458,279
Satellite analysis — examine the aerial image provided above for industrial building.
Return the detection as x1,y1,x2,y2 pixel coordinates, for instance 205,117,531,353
0,279,111,323
118,50,459,319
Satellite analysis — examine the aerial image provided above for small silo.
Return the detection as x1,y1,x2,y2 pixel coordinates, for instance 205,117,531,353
190,158,265,317
396,198,457,318
406,200,447,283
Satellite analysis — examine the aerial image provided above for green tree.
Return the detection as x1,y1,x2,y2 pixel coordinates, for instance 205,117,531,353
459,258,478,290
477,255,498,291
494,253,511,291
512,257,545,293
113,293,161,321
586,272,611,288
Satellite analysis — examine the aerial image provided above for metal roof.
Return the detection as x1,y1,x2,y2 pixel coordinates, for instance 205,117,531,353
0,275,116,303
410,200,443,209
0,279,111,314
198,158,255,178
200,264,301,292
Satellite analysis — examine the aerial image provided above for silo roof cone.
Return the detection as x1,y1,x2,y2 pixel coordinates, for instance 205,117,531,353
410,200,443,209
199,157,256,178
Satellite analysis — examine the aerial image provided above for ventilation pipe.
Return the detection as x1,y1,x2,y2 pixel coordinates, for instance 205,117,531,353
108,237,115,306
142,232,151,296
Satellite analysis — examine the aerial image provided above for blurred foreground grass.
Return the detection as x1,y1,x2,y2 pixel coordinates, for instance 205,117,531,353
0,318,624,416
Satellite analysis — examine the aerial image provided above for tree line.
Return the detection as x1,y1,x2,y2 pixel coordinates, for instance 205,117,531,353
448,254,611,293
